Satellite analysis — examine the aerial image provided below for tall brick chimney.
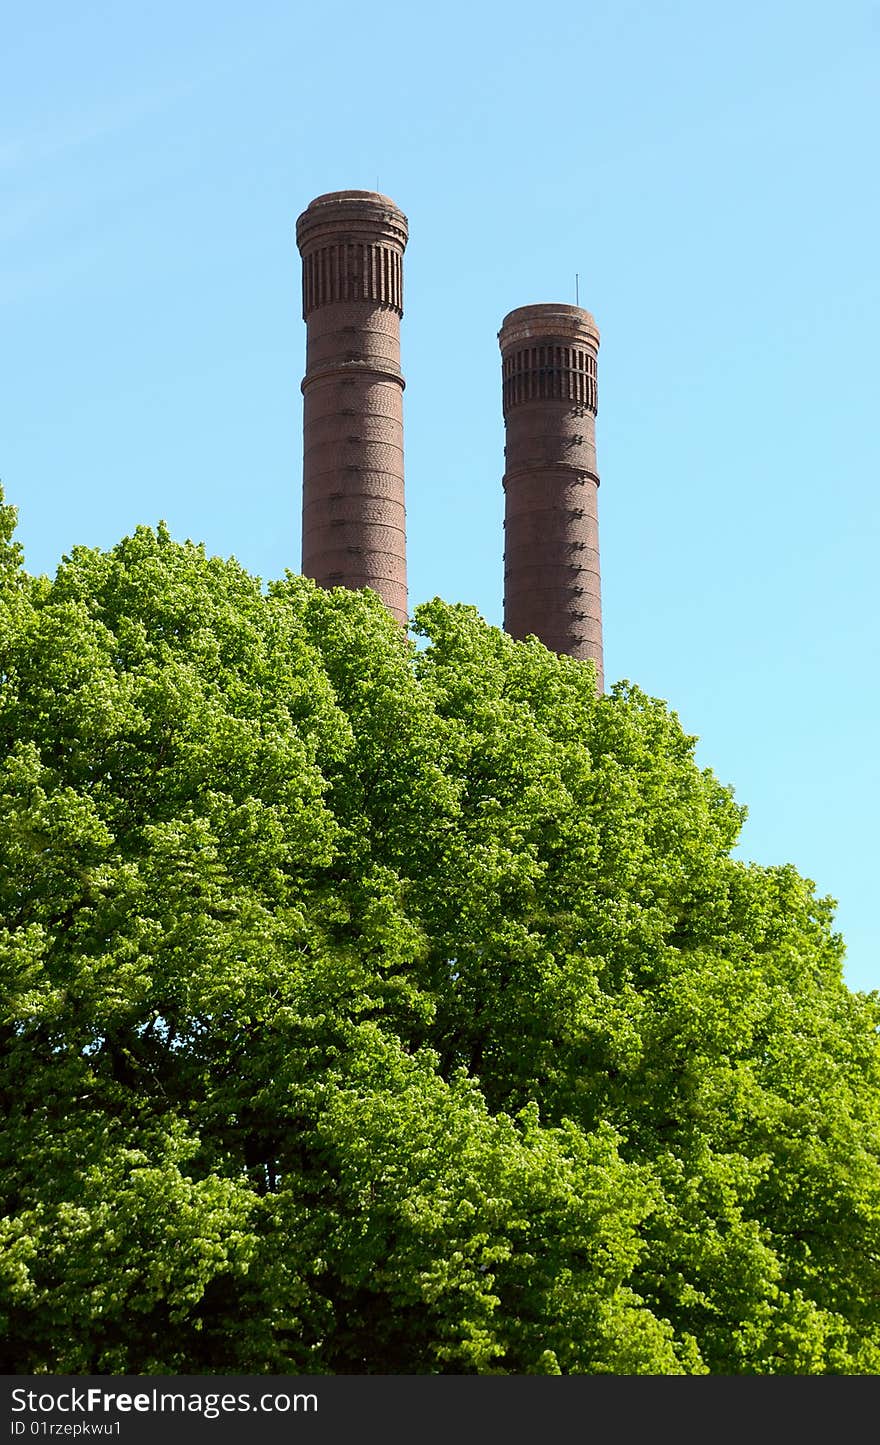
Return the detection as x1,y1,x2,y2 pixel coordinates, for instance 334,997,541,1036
296,190,409,623
499,303,603,692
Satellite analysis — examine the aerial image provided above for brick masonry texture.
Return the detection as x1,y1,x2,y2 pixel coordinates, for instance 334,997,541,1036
498,303,604,692
296,191,409,623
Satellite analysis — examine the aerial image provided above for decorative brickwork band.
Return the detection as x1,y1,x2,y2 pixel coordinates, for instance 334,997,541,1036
499,303,603,692
502,345,597,413
302,243,403,316
296,191,409,623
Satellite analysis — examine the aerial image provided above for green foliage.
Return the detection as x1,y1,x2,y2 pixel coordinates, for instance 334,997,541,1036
1,490,878,1373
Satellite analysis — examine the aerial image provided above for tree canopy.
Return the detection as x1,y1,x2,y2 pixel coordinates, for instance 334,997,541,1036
1,491,878,1374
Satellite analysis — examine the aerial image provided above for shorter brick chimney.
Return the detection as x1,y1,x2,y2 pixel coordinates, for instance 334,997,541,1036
499,303,603,691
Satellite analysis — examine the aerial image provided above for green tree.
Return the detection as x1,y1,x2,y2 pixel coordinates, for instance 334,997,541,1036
1,490,878,1373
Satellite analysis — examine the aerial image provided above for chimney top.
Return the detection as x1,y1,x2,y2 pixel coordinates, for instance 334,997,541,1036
499,303,599,350
296,190,408,252
306,188,402,208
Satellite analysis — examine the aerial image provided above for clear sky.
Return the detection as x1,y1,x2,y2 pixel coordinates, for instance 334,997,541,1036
2,1,878,989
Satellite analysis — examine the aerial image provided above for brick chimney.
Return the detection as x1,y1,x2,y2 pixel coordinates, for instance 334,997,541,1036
296,191,409,623
498,303,603,691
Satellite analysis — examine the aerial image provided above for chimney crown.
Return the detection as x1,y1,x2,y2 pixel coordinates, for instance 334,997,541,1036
499,303,599,351
296,190,408,253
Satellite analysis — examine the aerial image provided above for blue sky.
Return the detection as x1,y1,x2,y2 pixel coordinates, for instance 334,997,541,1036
2,1,878,989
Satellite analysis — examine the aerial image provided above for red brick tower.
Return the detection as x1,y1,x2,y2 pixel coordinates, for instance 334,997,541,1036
499,303,603,691
296,190,409,622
